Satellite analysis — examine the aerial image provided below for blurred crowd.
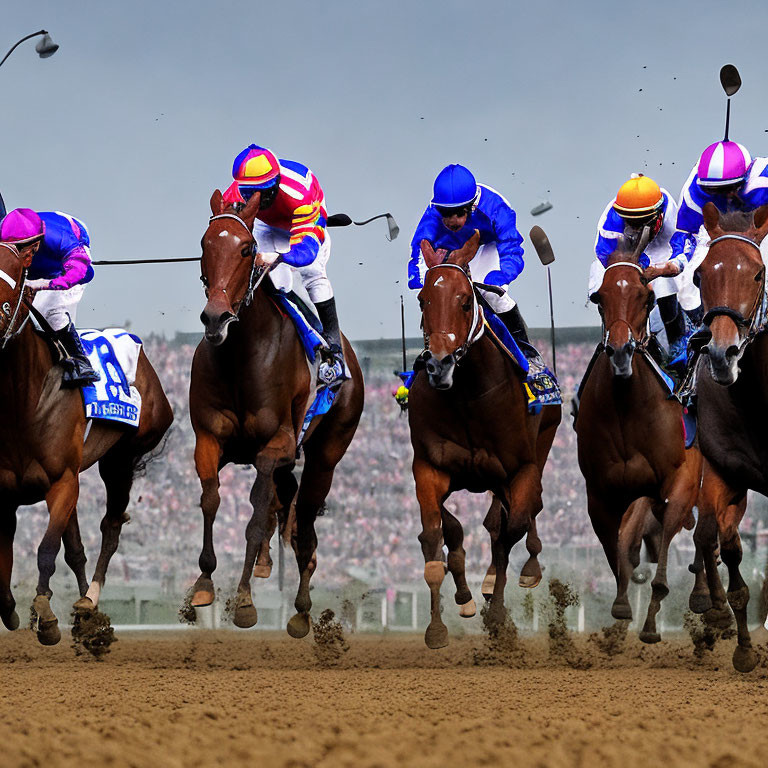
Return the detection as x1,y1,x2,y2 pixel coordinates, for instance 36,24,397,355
10,335,765,592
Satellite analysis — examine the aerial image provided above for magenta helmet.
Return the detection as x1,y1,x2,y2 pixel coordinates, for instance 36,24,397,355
697,140,752,187
0,209,44,244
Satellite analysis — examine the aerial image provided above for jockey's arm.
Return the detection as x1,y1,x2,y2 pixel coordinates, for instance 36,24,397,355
282,203,326,268
485,204,523,285
594,202,622,266
29,244,92,292
669,166,703,271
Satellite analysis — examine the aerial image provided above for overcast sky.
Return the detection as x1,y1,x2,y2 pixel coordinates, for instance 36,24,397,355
3,0,768,340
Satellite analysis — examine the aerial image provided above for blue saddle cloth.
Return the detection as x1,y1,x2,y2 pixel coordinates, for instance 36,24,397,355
270,291,338,448
484,310,562,413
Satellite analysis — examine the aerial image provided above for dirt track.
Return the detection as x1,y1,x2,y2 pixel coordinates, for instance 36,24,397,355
2,627,768,768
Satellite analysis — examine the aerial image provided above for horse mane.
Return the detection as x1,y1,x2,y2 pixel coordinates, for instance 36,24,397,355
718,210,753,233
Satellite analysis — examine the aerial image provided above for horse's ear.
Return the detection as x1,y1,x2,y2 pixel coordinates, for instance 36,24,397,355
449,230,481,269
421,239,440,268
753,204,768,242
702,201,721,236
210,189,225,215
240,191,262,225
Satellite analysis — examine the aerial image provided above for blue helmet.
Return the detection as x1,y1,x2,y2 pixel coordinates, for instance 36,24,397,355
431,164,478,208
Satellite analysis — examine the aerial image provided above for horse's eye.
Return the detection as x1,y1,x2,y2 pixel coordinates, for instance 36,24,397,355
756,271,763,283
241,245,252,258
462,301,471,312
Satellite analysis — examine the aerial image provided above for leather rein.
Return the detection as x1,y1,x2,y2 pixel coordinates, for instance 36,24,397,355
206,213,275,315
0,242,29,348
599,260,651,354
701,233,767,350
422,263,485,364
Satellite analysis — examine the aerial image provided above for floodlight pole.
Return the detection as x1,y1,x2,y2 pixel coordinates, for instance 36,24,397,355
0,30,55,69
547,267,556,376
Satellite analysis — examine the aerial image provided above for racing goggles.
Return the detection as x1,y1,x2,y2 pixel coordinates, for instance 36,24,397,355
435,203,473,219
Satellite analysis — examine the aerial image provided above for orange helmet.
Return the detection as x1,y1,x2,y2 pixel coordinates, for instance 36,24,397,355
613,174,664,220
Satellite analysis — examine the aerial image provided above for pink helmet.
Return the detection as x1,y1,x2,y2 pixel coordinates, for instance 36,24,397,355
697,140,752,187
0,208,44,244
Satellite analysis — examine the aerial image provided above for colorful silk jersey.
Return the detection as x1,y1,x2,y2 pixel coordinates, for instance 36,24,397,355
670,157,768,265
408,184,524,289
594,190,677,269
255,159,327,268
31,211,94,289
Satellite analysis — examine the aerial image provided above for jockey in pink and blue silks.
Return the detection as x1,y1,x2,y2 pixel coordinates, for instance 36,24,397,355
409,164,534,347
672,140,768,270
0,208,99,386
222,144,348,389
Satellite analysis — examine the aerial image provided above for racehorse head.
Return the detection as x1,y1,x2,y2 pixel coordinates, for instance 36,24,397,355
418,231,482,389
0,237,36,345
696,202,768,386
591,228,653,379
199,189,262,345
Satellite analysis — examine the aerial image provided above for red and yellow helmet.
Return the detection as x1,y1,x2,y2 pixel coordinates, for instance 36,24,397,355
612,174,663,220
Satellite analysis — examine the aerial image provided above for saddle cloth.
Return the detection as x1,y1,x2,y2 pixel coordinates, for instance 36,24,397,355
267,290,338,448
483,310,562,413
79,329,142,427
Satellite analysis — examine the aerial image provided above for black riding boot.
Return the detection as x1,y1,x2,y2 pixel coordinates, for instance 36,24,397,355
53,323,100,387
315,298,348,388
496,304,530,345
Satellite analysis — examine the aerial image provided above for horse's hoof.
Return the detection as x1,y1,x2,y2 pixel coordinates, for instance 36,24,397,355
703,607,733,629
37,619,61,646
459,599,476,618
287,612,310,639
688,592,713,614
481,575,496,602
518,574,541,589
253,564,272,579
73,597,96,613
639,630,661,645
611,600,633,621
233,603,258,629
733,645,758,673
425,621,449,649
1,610,19,631
191,577,215,607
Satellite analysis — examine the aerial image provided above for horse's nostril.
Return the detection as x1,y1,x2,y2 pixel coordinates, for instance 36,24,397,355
700,345,710,356
200,311,208,327
726,345,739,359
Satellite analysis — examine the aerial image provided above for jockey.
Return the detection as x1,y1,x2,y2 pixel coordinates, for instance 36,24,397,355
222,144,346,389
409,164,531,347
590,174,694,362
672,140,768,269
0,208,99,386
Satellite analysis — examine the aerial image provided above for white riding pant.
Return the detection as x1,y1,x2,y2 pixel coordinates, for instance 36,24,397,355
471,241,516,313
253,220,334,304
32,283,85,332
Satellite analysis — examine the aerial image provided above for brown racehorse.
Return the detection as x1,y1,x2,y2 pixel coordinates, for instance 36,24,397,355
0,240,173,644
188,190,363,638
688,201,768,671
408,232,561,648
577,233,701,642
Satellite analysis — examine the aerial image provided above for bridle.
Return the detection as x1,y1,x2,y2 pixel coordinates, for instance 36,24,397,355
599,260,651,353
700,233,766,345
205,213,267,315
422,263,485,363
0,242,28,348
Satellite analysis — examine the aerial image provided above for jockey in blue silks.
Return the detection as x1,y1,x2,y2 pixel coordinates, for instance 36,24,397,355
409,164,531,346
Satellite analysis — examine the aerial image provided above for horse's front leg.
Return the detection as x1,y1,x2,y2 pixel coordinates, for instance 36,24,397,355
441,505,475,618
414,458,451,649
640,451,702,644
701,460,754,672
0,503,19,630
33,470,80,646
231,459,279,629
191,431,223,608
